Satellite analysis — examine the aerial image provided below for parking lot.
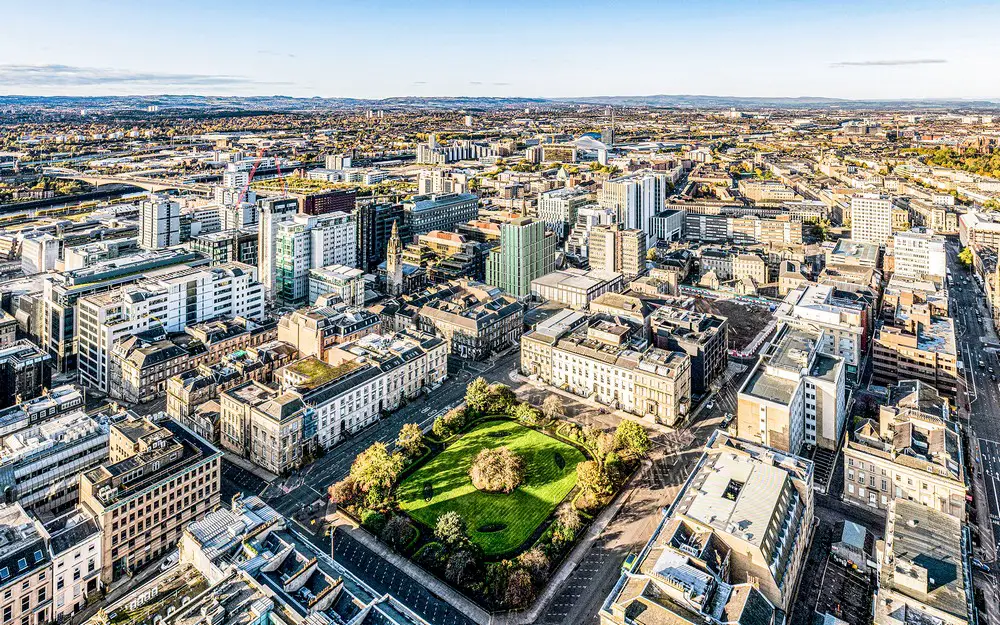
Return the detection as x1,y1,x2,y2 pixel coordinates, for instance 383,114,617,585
333,530,478,625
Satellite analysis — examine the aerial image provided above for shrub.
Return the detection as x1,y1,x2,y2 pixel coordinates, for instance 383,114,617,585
469,446,524,493
413,541,448,571
517,547,550,584
576,461,612,498
605,451,626,485
360,510,386,535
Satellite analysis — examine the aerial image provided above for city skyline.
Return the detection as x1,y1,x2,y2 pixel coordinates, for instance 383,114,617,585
1,0,998,100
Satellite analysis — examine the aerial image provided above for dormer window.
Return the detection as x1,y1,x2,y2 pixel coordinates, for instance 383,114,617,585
17,558,26,571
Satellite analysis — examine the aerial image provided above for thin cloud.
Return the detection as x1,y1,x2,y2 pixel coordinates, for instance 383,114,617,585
469,81,484,85
492,82,511,86
257,50,297,59
831,59,947,67
0,64,286,86
412,81,428,85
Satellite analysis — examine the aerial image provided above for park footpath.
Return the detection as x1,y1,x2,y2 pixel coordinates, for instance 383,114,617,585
328,457,653,625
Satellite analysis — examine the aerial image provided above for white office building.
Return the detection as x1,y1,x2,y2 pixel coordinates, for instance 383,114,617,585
257,196,299,299
893,228,947,279
139,195,181,250
275,212,358,306
20,233,59,275
850,193,894,245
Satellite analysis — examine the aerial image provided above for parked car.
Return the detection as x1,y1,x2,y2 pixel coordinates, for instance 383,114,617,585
973,557,991,573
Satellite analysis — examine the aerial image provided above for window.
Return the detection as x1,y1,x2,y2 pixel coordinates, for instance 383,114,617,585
3,605,10,623
20,596,28,612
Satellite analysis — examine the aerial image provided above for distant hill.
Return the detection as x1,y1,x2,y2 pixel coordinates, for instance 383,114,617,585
1,93,998,112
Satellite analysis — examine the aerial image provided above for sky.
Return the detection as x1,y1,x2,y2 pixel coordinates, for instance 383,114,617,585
0,0,998,100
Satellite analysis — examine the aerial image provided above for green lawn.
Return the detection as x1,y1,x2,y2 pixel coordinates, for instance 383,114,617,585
397,419,584,556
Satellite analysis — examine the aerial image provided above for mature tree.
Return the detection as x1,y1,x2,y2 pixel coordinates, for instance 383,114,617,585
434,511,470,551
505,568,536,608
576,461,612,498
489,383,518,414
445,550,478,586
556,505,582,536
615,419,651,458
604,451,626,485
380,515,415,551
465,377,492,414
541,395,564,422
512,402,542,426
350,442,404,510
470,447,525,493
396,423,424,458
328,476,359,506
959,246,974,266
594,431,617,461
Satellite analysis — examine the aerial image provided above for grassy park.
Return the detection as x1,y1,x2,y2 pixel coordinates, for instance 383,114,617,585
397,419,584,556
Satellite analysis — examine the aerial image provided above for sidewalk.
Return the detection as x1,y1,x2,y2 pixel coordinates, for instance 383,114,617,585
223,451,279,482
329,515,493,625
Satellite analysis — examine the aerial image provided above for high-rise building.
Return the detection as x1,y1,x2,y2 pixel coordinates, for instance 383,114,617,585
892,227,947,279
257,196,299,299
275,212,358,306
850,193,895,244
324,153,351,169
588,223,646,280
485,217,555,297
598,171,671,247
139,195,181,250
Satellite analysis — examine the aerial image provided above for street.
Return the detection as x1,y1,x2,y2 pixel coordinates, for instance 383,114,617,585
947,239,1000,623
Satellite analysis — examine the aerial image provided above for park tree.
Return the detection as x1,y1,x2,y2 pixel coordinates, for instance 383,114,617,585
396,423,424,458
517,547,550,584
505,568,535,608
541,395,564,422
615,419,651,458
470,447,525,493
465,377,492,414
380,515,416,551
349,442,404,510
594,431,617,461
445,550,478,587
434,511,470,551
512,402,542,426
576,461,612,498
488,383,518,414
959,247,974,266
328,476,360,506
